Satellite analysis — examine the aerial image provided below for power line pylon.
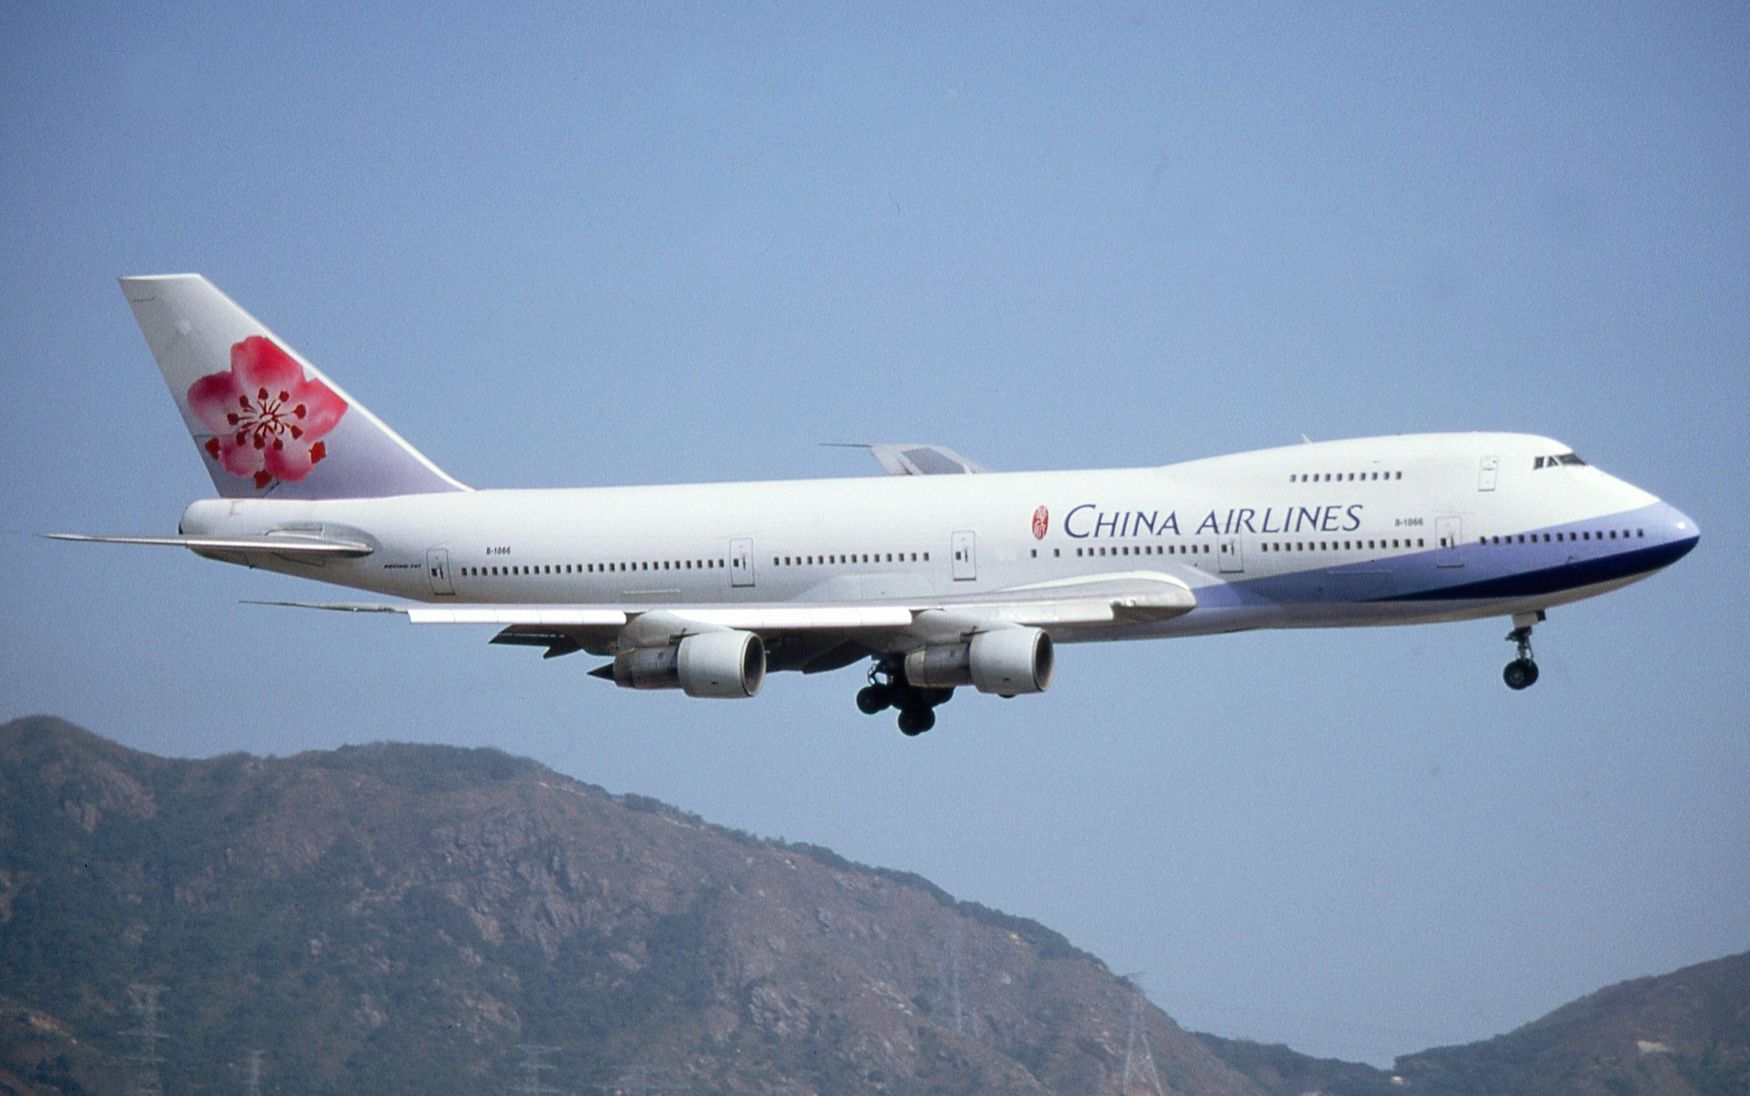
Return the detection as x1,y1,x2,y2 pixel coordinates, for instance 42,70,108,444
511,1043,563,1095
595,1065,686,1095
946,920,968,1035
1119,974,1166,1096
123,983,168,1096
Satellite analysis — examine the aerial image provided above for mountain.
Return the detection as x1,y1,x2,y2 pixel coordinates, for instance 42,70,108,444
0,716,1256,1095
1196,951,1750,1096
1392,950,1750,1096
7,715,1742,1095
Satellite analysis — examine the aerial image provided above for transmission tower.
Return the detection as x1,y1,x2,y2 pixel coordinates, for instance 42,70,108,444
510,1043,563,1095
945,921,968,1035
1119,975,1165,1096
595,1065,686,1095
122,983,168,1096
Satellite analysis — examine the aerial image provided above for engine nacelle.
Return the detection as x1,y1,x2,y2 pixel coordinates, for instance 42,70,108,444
611,630,766,698
904,627,1054,695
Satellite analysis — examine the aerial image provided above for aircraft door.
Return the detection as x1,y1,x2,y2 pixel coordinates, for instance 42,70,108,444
1478,455,1499,492
426,548,455,595
1219,537,1245,574
729,537,756,588
951,531,976,581
1436,517,1464,568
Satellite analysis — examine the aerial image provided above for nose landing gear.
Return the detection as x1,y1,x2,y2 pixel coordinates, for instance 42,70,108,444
1503,610,1545,690
857,659,954,735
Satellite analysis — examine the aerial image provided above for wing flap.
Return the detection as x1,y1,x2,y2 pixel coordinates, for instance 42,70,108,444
406,607,629,626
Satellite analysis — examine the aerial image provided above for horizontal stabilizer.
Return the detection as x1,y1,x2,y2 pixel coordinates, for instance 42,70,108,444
46,532,374,557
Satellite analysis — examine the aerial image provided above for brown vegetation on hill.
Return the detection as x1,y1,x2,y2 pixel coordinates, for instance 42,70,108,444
0,716,1253,1095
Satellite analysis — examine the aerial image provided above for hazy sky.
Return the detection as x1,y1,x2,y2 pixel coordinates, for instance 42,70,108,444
3,2,1745,1066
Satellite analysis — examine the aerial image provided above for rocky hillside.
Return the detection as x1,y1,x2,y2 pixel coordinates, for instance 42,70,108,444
0,716,1256,1095
1393,950,1750,1096
1197,951,1750,1096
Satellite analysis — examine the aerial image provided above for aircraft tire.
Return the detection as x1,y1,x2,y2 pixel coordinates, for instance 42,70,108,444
857,684,891,715
1503,658,1539,690
897,707,935,736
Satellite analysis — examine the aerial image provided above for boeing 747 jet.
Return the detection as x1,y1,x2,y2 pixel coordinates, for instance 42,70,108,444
52,275,1700,734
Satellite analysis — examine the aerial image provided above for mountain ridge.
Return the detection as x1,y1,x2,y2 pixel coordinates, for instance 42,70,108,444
2,715,1742,1095
1194,949,1749,1096
0,715,1252,1095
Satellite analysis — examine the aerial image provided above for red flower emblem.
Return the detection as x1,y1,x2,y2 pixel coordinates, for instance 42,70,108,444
1032,505,1049,540
186,337,347,490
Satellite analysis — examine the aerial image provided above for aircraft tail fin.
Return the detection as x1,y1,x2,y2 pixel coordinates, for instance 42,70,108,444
119,274,468,499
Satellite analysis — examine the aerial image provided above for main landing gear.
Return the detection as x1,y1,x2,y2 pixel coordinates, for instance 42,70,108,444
857,659,953,736
1503,610,1545,690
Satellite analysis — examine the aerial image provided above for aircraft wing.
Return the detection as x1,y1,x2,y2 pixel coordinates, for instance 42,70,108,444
828,442,991,475
251,571,1196,662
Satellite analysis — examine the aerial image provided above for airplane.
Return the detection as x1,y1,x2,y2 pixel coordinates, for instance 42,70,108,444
50,274,1700,735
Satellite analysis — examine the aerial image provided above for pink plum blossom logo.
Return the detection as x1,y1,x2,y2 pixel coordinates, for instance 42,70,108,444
1032,505,1049,540
187,336,347,490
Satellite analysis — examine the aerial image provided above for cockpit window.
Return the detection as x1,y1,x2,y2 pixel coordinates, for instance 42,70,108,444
1533,452,1587,469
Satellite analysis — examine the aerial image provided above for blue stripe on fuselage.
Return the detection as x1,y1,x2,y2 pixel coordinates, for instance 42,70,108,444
1206,502,1696,608
1373,534,1697,602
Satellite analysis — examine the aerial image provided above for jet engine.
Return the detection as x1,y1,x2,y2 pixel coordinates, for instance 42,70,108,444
611,630,766,698
903,627,1054,695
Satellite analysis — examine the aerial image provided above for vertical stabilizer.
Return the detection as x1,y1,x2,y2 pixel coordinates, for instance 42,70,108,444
119,274,468,499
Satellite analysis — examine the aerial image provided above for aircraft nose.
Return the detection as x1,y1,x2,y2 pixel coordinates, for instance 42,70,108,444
1665,505,1700,560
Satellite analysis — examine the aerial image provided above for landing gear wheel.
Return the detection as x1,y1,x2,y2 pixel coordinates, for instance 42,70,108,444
1502,612,1544,692
856,684,892,715
897,707,935,736
1503,658,1539,690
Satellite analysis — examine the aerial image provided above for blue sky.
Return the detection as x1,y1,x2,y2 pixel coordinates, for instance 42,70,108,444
3,2,1745,1066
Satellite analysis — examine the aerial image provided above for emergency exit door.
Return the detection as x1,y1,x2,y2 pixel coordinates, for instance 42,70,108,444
951,531,976,581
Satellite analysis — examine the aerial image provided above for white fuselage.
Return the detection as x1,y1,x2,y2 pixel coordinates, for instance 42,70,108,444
179,431,1697,650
